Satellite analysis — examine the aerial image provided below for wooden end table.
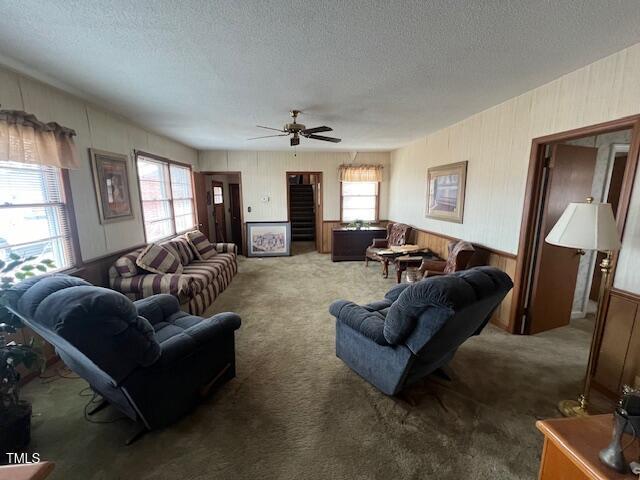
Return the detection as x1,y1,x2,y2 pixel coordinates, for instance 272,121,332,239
394,251,442,283
536,414,639,479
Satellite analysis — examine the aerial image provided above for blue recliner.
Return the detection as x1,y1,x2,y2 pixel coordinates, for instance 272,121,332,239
329,266,513,395
6,275,241,437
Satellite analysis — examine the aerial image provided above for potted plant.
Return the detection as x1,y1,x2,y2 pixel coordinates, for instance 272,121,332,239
0,253,55,453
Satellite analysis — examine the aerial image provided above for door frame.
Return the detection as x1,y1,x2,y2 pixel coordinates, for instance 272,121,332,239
211,180,227,242
511,114,640,334
199,171,246,255
285,171,323,252
228,182,243,254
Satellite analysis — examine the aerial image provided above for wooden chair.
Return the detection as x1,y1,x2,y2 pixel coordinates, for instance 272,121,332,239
419,240,489,278
365,223,412,277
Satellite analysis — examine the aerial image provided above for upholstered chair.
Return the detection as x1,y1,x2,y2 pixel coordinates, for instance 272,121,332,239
329,266,513,395
365,223,412,277
6,274,241,444
419,240,489,279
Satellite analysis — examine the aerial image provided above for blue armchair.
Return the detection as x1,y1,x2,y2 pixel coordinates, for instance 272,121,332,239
329,266,513,395
6,275,241,440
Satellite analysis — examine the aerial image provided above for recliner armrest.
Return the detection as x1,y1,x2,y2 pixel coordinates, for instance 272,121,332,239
156,312,241,366
329,300,388,345
135,294,181,324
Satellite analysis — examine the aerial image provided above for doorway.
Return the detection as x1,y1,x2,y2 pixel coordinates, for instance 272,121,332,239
286,172,323,252
513,118,639,336
193,172,244,255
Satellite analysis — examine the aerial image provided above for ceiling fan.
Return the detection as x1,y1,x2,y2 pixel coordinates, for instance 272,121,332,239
249,110,341,146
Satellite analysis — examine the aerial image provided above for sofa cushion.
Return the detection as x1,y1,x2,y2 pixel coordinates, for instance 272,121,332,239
136,243,183,275
181,262,222,293
114,249,143,278
185,230,218,260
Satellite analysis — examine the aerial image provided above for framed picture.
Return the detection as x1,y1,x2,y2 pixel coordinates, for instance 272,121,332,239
246,222,291,257
89,149,134,223
425,161,468,223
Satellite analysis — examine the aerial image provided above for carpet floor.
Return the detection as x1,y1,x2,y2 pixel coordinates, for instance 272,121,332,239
22,243,594,479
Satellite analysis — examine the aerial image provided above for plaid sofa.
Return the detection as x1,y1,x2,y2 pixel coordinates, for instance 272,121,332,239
109,234,237,315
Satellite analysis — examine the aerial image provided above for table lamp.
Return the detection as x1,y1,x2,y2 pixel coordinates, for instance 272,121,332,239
545,197,622,417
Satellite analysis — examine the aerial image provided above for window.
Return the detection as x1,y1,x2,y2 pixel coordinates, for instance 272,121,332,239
136,153,195,242
0,161,75,270
213,186,223,205
341,181,379,222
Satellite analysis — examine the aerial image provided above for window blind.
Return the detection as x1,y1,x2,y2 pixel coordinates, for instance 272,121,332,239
0,161,74,269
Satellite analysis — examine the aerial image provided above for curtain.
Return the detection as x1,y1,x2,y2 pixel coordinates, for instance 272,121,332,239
338,164,383,182
0,110,80,169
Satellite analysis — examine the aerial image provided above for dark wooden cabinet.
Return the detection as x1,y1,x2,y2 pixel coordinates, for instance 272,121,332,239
331,227,387,261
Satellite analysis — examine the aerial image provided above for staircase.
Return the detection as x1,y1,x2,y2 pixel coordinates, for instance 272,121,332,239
289,184,315,241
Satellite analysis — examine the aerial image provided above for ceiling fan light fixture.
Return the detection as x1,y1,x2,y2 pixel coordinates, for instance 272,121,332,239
249,110,341,145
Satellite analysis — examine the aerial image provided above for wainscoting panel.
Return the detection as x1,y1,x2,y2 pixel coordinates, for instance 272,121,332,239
321,221,342,253
593,288,640,396
401,222,517,331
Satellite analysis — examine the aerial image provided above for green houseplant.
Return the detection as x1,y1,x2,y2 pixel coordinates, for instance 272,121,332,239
0,254,54,453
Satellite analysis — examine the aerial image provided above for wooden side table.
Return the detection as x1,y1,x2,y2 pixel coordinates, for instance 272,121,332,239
0,462,54,480
394,252,441,283
536,414,639,479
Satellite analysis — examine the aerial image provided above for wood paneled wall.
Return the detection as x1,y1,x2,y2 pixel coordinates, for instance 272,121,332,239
405,223,517,331
388,42,640,259
321,221,342,253
0,66,198,262
593,288,640,397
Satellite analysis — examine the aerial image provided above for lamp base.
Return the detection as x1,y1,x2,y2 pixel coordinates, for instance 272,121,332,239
558,397,589,417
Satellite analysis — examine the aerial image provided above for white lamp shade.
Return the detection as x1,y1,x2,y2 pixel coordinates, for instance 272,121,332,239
545,201,621,252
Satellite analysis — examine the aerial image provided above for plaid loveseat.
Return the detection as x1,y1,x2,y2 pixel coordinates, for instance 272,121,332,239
109,233,237,315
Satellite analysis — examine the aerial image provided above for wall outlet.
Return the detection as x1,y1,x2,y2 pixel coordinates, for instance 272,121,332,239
261,196,269,203
247,206,251,213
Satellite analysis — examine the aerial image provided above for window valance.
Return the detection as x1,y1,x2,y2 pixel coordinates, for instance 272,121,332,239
0,109,80,169
338,164,383,182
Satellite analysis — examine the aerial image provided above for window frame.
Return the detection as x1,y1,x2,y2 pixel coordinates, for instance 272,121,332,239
134,150,197,243
340,181,380,223
0,162,81,272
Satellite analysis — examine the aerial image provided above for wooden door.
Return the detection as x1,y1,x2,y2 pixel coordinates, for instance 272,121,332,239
527,144,598,334
314,176,323,252
193,172,210,239
229,183,243,254
212,181,226,242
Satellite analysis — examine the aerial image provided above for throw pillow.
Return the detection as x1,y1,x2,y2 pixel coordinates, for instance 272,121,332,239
185,230,218,260
113,249,143,278
136,243,183,275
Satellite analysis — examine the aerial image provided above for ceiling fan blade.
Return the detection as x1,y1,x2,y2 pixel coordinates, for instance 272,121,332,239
256,125,285,132
247,134,289,140
307,134,341,143
301,126,332,135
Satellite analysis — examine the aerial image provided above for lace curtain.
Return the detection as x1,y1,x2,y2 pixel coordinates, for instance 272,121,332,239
0,110,80,169
338,164,383,182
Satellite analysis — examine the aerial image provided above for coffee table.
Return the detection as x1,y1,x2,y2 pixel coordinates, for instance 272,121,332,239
394,251,442,283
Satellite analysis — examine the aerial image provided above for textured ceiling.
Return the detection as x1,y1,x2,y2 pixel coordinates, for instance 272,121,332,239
1,1,640,151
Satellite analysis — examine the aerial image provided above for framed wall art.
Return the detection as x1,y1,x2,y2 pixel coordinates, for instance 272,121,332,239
425,161,467,223
89,149,134,223
246,222,291,257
